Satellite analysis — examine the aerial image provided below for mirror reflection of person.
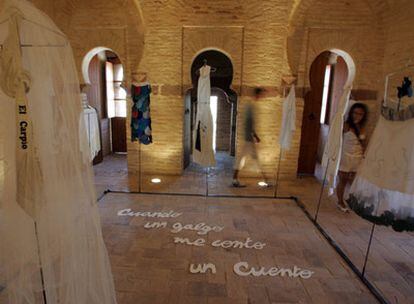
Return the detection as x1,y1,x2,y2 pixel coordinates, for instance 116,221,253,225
232,87,267,187
337,102,368,212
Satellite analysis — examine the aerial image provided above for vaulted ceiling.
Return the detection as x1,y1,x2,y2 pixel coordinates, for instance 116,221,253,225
289,0,391,27
38,0,145,33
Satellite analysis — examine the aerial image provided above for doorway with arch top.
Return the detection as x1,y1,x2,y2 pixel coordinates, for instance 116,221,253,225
183,49,238,173
82,47,127,166
297,49,355,178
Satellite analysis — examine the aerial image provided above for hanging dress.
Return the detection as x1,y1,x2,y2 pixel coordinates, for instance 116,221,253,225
279,84,297,151
322,86,352,194
0,1,117,303
347,105,414,232
83,106,101,161
192,65,215,167
131,83,152,145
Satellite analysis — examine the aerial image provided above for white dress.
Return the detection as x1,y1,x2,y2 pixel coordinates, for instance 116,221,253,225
322,86,352,194
348,105,414,232
192,65,215,167
83,106,101,161
279,84,296,151
339,131,364,172
0,1,116,303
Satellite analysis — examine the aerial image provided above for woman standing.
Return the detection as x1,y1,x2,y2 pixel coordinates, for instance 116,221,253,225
337,103,368,212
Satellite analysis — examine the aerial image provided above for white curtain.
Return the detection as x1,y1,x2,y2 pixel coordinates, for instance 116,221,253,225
322,85,352,194
0,1,116,303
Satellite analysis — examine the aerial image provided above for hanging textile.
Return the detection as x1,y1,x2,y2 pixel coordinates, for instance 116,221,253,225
0,1,117,303
279,84,296,151
83,106,101,161
347,105,414,232
322,86,352,194
131,83,152,144
193,65,215,167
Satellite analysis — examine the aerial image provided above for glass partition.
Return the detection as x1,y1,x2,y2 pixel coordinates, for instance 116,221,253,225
303,168,414,304
277,155,327,220
364,222,414,303
315,182,373,272
140,147,208,196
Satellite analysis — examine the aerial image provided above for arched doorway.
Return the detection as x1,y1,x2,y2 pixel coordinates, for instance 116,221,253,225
298,49,355,176
183,49,237,169
82,48,127,164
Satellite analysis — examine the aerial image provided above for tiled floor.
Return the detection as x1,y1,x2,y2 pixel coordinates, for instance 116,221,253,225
99,192,377,304
94,153,130,195
2,153,411,303
276,178,414,304
94,154,414,304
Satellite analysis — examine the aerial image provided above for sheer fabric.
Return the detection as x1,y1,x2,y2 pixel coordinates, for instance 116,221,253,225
322,86,352,194
348,109,414,232
279,84,296,151
0,1,117,303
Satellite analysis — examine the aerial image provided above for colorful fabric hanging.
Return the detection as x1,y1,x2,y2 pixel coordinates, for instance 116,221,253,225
131,83,152,144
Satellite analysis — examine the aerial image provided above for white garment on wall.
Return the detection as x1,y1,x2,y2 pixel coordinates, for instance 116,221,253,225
193,65,216,167
0,1,116,303
322,85,352,194
279,84,296,151
83,106,101,161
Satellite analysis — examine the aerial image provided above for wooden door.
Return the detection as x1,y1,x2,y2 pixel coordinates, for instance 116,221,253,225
297,51,330,175
111,117,127,153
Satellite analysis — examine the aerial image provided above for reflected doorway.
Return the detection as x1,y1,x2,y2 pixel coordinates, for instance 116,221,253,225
183,50,237,171
83,49,127,165
298,50,350,177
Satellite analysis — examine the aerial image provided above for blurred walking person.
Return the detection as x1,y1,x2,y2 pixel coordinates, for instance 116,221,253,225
232,87,268,187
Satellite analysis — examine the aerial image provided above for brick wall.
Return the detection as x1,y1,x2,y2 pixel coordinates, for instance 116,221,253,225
381,1,414,104
136,0,291,177
22,0,406,179
285,0,386,177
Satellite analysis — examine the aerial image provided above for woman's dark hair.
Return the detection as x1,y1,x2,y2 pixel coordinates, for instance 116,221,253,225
346,102,368,137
